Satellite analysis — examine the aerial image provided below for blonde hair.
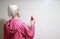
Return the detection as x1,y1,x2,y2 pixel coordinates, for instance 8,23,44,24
8,4,19,17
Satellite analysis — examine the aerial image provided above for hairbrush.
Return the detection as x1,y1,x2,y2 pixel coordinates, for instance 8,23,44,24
31,16,34,21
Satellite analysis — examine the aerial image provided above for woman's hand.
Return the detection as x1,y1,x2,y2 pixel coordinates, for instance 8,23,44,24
30,20,35,25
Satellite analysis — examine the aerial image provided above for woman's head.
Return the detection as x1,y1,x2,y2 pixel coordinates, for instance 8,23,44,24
8,4,20,18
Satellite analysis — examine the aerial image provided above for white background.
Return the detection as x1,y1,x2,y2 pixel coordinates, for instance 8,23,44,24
0,0,60,39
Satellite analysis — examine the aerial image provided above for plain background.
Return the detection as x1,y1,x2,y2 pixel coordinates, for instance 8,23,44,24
0,0,60,39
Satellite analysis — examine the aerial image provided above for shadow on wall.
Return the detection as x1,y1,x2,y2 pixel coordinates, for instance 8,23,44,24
0,19,6,39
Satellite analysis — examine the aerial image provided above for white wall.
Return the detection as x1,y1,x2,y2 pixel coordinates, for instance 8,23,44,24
0,0,60,39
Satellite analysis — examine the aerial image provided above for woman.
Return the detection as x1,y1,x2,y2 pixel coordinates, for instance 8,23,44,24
4,4,35,39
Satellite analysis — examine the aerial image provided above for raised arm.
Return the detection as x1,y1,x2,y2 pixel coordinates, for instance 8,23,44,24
23,23,35,38
22,17,35,38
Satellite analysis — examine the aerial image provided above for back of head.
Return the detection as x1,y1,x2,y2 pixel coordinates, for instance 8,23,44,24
8,4,19,17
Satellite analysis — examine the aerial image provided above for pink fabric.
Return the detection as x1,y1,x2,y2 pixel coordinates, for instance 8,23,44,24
4,19,35,39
